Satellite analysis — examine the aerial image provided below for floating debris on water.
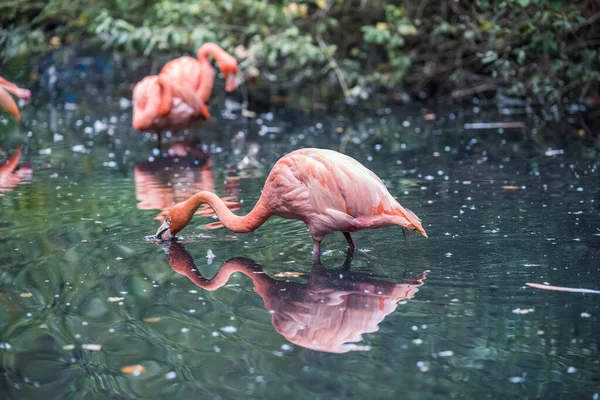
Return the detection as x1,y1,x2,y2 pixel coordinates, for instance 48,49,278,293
545,149,564,157
107,297,124,302
121,365,146,376
512,308,535,315
581,312,591,318
62,344,75,350
207,249,215,264
526,283,600,294
438,350,454,357
81,344,102,351
274,272,304,278
165,371,177,380
464,122,524,129
20,293,33,298
220,326,238,333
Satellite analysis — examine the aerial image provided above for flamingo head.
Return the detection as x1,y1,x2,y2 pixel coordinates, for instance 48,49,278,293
155,200,195,241
220,61,239,92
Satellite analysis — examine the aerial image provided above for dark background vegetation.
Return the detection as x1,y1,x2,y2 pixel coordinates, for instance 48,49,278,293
1,0,599,107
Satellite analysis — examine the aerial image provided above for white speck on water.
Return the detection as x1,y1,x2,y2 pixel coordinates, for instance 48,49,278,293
72,145,87,153
206,249,215,264
416,361,429,372
189,290,198,294
181,328,190,333
81,344,102,351
281,344,292,351
445,253,453,257
273,351,284,357
411,325,418,331
212,331,219,337
581,312,591,318
107,297,124,302
424,175,434,181
438,350,454,357
0,343,11,350
109,328,115,333
213,346,221,353
512,308,535,315
509,376,525,383
165,371,177,380
412,339,423,345
567,366,577,374
220,326,238,333
433,152,440,157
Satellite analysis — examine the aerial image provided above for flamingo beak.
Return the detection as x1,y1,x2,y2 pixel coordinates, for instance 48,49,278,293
155,219,173,241
225,75,237,92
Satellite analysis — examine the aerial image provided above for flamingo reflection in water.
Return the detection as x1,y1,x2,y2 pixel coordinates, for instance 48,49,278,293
0,146,32,196
134,140,240,225
162,241,428,354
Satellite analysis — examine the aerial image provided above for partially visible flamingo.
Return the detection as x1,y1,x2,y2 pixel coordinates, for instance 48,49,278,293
0,76,31,122
155,148,428,263
0,146,32,196
132,43,238,142
162,241,428,353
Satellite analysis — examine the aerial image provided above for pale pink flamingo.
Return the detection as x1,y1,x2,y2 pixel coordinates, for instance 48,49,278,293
132,43,238,142
0,76,31,122
163,241,428,353
0,146,32,195
155,148,428,263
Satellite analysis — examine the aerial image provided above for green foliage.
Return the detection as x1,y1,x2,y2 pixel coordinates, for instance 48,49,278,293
0,0,599,103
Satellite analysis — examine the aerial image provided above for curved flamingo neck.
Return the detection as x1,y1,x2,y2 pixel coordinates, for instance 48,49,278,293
0,147,21,174
196,43,236,71
183,191,270,233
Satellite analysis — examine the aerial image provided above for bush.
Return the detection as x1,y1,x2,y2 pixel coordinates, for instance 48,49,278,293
1,0,598,104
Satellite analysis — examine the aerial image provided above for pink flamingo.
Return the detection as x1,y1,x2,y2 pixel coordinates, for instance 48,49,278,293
163,241,428,353
132,43,238,142
155,148,428,263
0,146,32,196
0,76,31,122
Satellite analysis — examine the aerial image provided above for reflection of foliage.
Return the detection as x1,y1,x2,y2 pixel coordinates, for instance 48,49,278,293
1,1,599,103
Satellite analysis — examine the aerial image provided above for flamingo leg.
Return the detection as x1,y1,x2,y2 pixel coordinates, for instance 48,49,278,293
312,239,321,265
342,247,355,270
343,232,356,249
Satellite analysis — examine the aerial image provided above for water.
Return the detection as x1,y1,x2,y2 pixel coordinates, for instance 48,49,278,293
1,60,599,399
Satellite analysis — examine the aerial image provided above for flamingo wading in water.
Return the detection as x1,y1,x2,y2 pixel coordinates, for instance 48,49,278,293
132,43,238,142
155,148,428,263
0,76,31,122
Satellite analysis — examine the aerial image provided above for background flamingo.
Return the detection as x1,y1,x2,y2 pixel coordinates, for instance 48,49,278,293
132,43,238,143
0,146,32,196
0,76,31,122
155,148,428,263
163,241,428,353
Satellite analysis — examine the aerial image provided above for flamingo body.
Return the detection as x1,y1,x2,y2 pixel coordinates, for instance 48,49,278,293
263,148,426,241
0,76,31,122
131,43,238,137
156,148,427,263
